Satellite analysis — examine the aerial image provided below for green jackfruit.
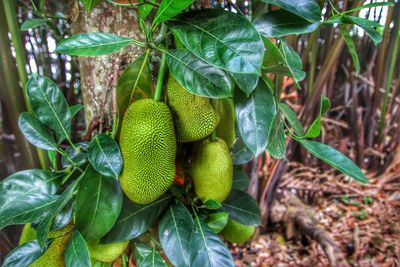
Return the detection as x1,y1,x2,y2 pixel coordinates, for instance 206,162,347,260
19,224,37,245
189,138,233,203
30,225,73,267
215,98,236,147
88,240,129,263
167,76,219,142
221,219,255,244
119,99,176,204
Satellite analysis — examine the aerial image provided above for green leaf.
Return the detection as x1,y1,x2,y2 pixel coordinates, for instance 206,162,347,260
0,170,60,229
50,201,73,231
168,9,264,74
261,0,322,22
298,139,368,183
220,189,261,226
281,41,306,83
138,0,155,19
305,96,330,138
117,51,153,119
231,135,254,165
18,112,58,151
235,79,276,156
344,2,394,14
81,0,101,11
75,165,123,241
70,104,84,118
346,16,382,45
153,0,194,25
279,103,305,136
267,113,286,159
88,134,123,178
205,212,229,234
61,142,88,168
159,203,193,267
254,10,320,37
20,18,47,31
26,74,72,141
140,248,168,267
204,199,222,210
232,166,249,190
262,37,285,69
2,240,42,267
56,33,133,56
339,24,360,73
189,214,234,267
65,230,91,267
36,173,84,248
134,241,153,265
102,194,172,243
231,73,259,97
166,49,233,98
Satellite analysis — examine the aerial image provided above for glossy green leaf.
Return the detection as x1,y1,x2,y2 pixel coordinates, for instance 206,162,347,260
65,230,91,267
346,16,382,45
281,41,306,83
20,18,47,31
232,166,249,190
75,165,123,240
134,241,153,265
205,212,229,234
166,49,233,98
140,248,168,267
305,96,330,138
61,142,88,168
18,112,58,151
254,10,320,37
189,214,234,267
102,194,172,243
262,37,285,68
117,51,153,118
204,199,222,210
267,113,286,159
153,0,194,25
0,170,60,229
26,74,71,141
168,9,264,74
298,139,368,183
234,79,276,156
56,33,134,56
159,202,193,267
279,103,305,136
92,259,112,267
138,0,155,19
261,0,322,22
231,135,254,165
340,25,360,74
48,150,58,170
70,104,84,118
2,240,42,267
50,200,73,231
36,173,84,248
81,0,101,11
220,189,261,226
231,73,259,97
88,134,123,178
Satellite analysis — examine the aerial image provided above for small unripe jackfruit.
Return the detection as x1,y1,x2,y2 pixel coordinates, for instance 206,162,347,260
215,98,236,147
189,138,233,203
221,219,255,244
167,76,219,142
88,240,129,263
19,224,36,245
119,99,176,204
30,225,73,267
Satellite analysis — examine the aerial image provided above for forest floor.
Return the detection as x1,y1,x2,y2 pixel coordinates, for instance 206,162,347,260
233,154,400,267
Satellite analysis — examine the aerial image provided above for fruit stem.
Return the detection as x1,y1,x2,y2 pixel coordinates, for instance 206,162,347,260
211,131,217,142
154,50,167,101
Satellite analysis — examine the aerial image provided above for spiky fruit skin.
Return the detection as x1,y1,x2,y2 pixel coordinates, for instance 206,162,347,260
19,224,37,245
30,225,73,267
189,138,233,203
215,98,236,147
119,99,176,204
221,219,255,244
167,76,219,142
87,240,129,263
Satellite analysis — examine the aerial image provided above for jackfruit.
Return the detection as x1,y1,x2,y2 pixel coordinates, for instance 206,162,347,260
87,240,129,263
189,138,233,203
221,219,255,244
119,99,176,204
167,76,219,142
19,224,36,245
30,225,73,267
214,98,236,147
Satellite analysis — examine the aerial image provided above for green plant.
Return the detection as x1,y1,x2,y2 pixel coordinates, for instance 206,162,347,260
1,0,392,266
